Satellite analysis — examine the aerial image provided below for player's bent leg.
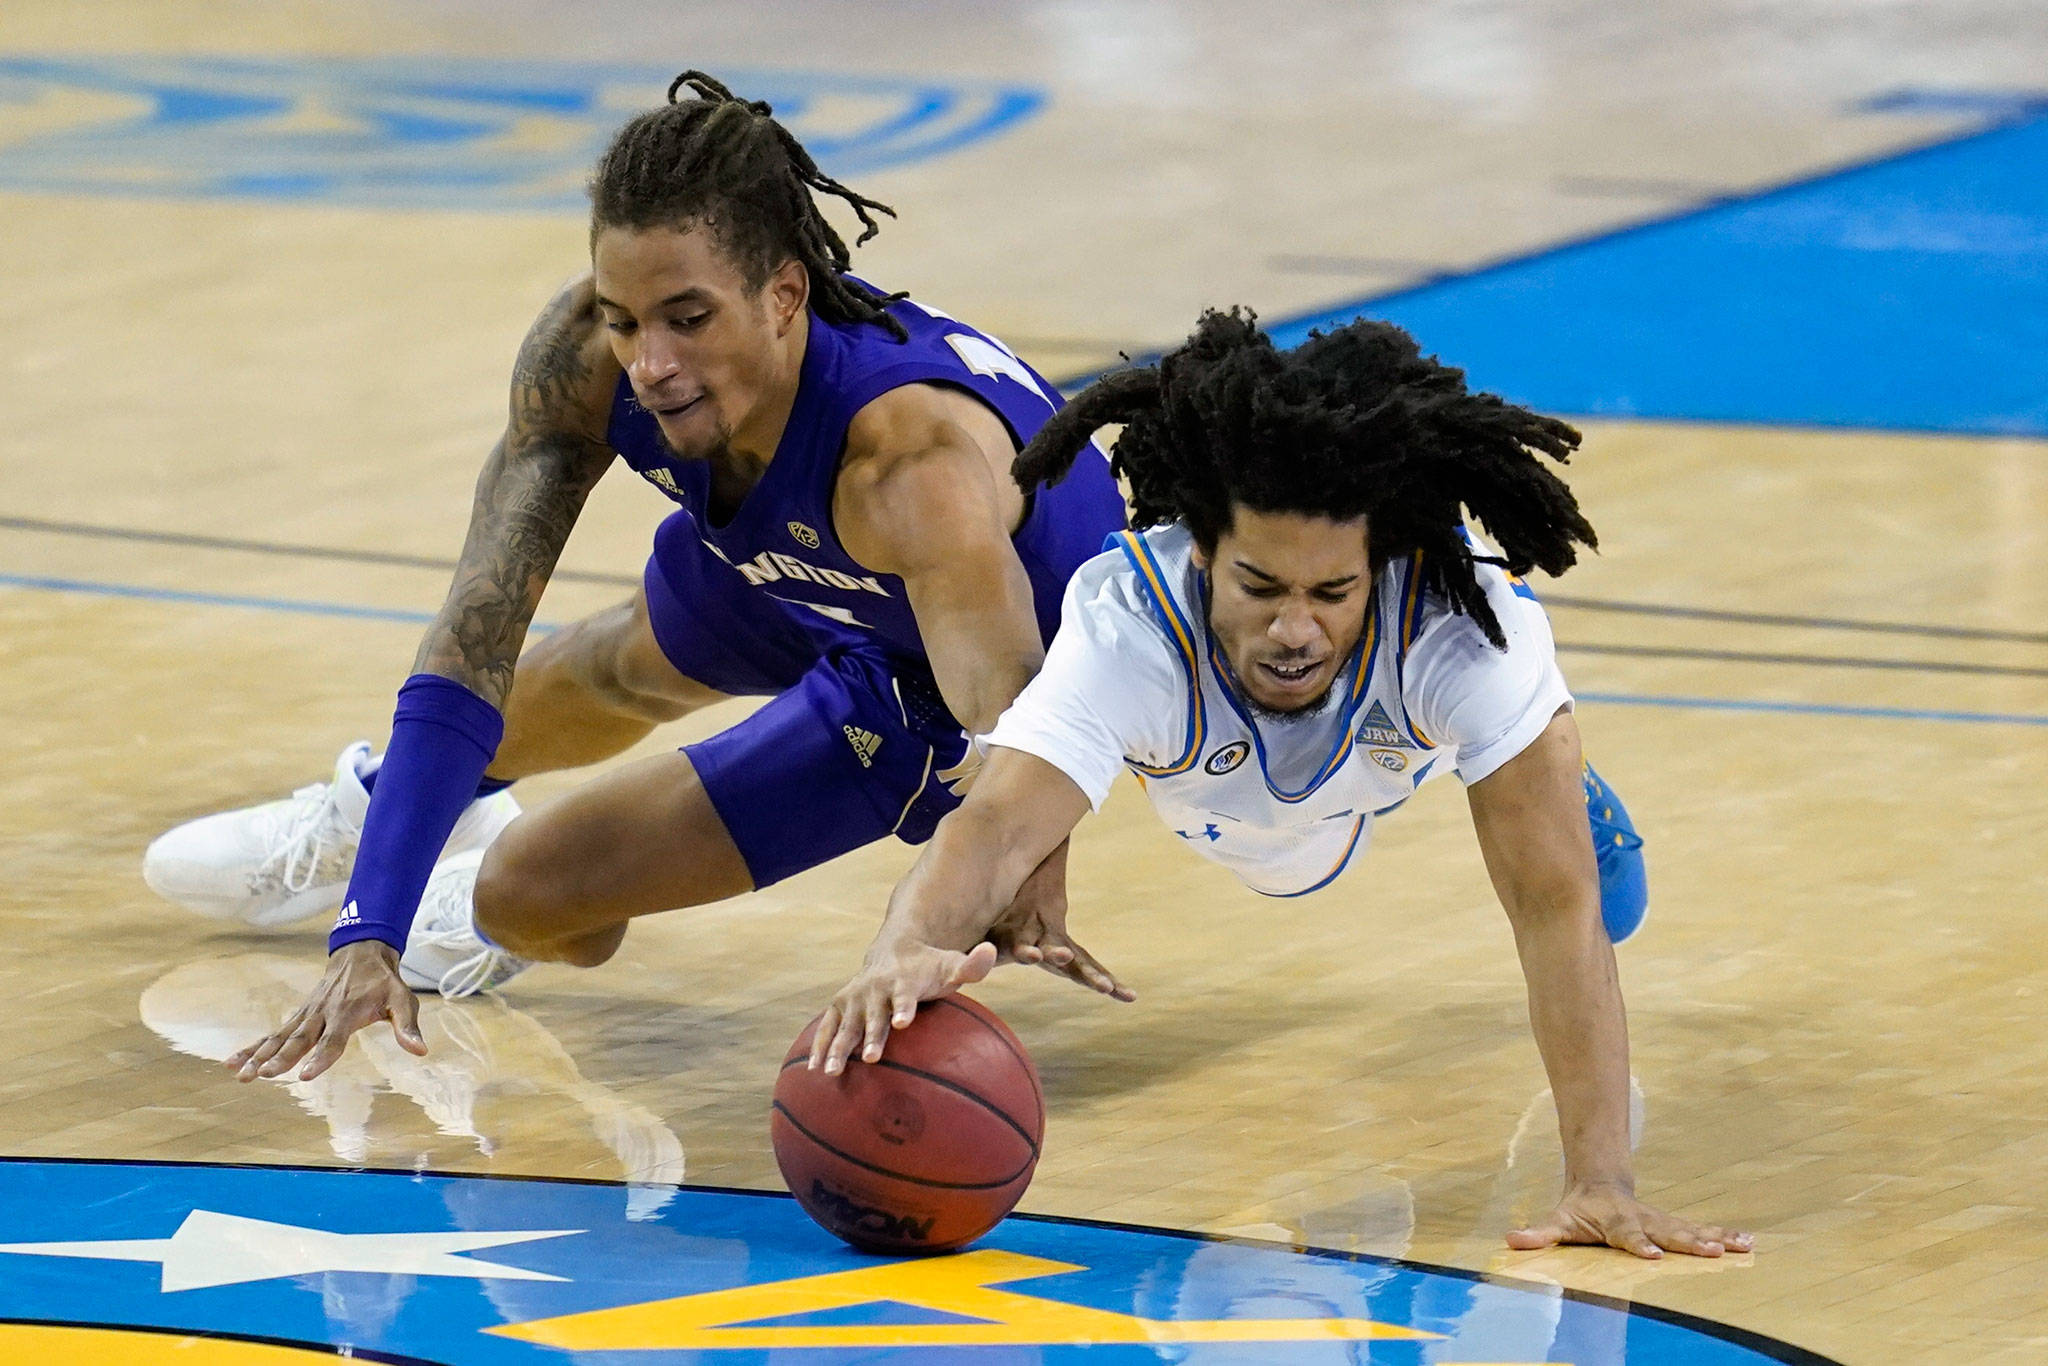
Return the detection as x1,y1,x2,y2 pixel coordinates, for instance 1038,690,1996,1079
1584,761,1647,942
475,748,754,965
489,590,731,780
399,649,972,997
398,749,751,995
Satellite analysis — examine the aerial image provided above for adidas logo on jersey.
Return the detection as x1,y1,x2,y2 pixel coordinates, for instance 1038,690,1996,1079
1356,701,1412,749
844,726,883,768
639,465,683,496
335,900,362,927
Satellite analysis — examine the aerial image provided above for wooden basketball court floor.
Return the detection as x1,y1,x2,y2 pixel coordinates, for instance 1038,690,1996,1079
1,2,2044,1362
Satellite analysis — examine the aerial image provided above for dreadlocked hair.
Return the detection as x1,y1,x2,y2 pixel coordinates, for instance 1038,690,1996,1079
589,71,908,340
1016,310,1595,648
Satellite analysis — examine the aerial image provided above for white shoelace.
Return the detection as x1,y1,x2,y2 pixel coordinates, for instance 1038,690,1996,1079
254,783,352,894
410,873,522,1000
431,940,515,1000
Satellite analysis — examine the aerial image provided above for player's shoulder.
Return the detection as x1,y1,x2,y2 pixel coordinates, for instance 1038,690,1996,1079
1399,552,1556,686
1060,528,1198,658
1408,555,1545,638
842,379,1004,467
508,273,621,439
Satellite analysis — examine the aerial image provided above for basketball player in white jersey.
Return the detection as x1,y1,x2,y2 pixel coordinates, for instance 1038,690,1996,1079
810,311,1749,1261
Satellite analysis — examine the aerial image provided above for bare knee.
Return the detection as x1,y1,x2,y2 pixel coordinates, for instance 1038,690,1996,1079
472,824,622,968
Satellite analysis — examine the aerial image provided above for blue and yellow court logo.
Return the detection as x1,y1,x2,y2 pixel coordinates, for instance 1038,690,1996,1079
0,1159,1832,1364
0,57,1042,210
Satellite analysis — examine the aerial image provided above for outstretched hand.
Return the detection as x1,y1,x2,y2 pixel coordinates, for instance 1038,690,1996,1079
1508,1183,1753,1260
809,940,998,1075
985,844,1135,1003
225,940,427,1083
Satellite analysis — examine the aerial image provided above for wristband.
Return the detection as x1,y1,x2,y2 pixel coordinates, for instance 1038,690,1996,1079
329,674,505,954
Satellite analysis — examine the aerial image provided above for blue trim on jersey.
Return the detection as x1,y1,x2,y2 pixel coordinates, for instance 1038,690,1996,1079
1255,815,1369,898
1201,591,1381,805
1113,532,1206,776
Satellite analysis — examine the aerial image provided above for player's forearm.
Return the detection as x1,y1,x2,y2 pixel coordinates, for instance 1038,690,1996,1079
1512,900,1636,1188
875,803,1043,955
415,433,605,707
947,648,1044,737
909,542,1045,735
923,605,1044,736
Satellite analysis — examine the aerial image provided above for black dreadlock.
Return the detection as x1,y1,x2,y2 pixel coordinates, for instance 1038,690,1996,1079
589,71,907,340
1016,311,1595,648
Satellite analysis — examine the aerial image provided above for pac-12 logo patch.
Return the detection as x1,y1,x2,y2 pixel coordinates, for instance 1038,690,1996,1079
788,520,821,549
1205,741,1250,775
1370,749,1407,772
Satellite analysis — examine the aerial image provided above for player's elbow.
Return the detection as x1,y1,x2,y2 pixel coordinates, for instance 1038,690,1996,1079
1497,868,1601,941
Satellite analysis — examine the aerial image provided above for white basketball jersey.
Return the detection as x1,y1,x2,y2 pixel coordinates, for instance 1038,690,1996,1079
986,522,1570,899
1110,526,1451,896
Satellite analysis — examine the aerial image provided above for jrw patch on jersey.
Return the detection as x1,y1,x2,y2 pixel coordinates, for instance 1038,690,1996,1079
1356,700,1412,748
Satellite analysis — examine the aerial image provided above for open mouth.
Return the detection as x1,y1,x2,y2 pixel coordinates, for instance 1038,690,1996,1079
1257,658,1324,691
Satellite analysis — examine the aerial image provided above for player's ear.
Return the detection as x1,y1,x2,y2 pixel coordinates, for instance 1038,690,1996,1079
768,258,808,335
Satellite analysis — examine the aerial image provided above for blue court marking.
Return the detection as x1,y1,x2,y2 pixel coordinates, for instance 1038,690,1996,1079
0,513,644,589
0,57,1043,211
0,1159,1838,1365
4,568,2040,726
1071,91,2048,436
1577,690,2048,727
19,509,2047,643
0,571,559,635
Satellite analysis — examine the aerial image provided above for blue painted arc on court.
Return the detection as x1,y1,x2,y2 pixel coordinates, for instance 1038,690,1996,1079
1261,92,2048,437
0,1160,1834,1363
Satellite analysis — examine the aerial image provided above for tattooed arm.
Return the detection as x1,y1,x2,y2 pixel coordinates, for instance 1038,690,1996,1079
416,277,619,702
226,279,618,1086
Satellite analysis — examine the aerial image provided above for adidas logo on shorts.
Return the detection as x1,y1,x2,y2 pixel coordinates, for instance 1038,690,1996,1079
843,726,883,768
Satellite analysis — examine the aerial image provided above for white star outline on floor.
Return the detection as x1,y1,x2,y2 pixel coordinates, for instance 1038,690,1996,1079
0,1209,581,1291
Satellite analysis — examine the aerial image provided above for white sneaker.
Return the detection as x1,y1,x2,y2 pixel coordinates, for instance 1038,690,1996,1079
398,849,531,998
143,743,521,929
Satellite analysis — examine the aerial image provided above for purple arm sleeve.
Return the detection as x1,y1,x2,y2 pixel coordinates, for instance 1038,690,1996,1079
328,674,505,955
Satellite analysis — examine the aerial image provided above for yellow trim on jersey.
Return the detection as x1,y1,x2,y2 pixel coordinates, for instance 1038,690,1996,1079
1399,551,1428,650
1397,552,1437,749
1114,531,1207,777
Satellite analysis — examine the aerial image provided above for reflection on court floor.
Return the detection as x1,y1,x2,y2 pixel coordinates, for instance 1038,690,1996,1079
141,955,684,1212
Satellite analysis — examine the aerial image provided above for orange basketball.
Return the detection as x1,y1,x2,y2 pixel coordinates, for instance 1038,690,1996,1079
771,993,1044,1254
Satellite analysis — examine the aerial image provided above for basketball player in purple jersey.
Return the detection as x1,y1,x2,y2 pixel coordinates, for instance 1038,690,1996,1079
144,73,1126,1081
